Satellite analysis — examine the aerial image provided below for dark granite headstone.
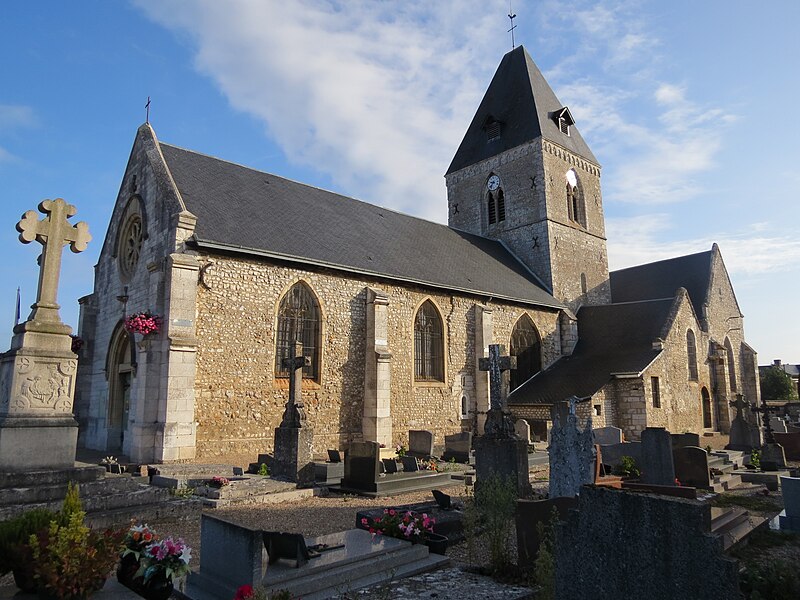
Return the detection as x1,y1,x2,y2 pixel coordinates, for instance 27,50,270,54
641,427,675,486
443,432,472,463
773,432,800,460
262,531,310,568
401,456,419,472
673,446,711,489
670,433,700,450
516,496,578,565
382,458,398,474
408,430,434,457
432,489,452,510
593,426,623,446
328,449,341,463
343,441,381,485
232,467,244,476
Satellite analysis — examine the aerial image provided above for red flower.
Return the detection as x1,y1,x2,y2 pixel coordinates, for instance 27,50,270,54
234,585,254,600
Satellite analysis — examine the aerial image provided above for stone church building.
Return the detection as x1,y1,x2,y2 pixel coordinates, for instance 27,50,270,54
74,46,760,463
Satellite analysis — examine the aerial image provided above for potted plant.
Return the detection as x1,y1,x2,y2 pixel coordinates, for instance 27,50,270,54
0,508,56,591
363,508,448,555
208,476,230,489
118,523,157,587
124,311,162,336
137,536,192,600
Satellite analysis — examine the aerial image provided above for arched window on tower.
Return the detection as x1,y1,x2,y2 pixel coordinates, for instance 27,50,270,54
486,174,505,225
414,300,444,382
725,337,737,391
275,281,321,380
566,169,586,227
510,314,542,391
687,329,698,381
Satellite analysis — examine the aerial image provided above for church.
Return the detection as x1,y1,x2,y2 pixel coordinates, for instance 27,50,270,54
73,46,761,463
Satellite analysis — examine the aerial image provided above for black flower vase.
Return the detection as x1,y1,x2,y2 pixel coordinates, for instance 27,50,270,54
116,553,140,588
424,532,449,555
142,572,173,600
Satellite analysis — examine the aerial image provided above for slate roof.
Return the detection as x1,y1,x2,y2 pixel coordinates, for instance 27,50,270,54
508,299,674,405
446,46,597,175
158,143,562,309
610,248,715,319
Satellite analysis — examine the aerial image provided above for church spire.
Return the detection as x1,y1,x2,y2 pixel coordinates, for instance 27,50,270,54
446,46,597,176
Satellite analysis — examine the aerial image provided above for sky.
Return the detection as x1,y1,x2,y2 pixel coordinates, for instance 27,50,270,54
1,0,799,363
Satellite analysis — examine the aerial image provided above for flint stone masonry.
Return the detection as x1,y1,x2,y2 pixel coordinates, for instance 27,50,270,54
554,487,740,600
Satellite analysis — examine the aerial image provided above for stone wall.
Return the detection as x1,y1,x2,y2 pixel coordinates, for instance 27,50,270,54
192,252,562,459
554,486,740,600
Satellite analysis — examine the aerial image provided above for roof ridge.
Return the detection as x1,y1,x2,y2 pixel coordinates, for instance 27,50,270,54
610,247,715,275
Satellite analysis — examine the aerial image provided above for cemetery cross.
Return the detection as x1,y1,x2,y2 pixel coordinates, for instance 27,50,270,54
16,199,91,325
478,343,517,436
751,393,780,444
730,394,749,420
280,340,311,428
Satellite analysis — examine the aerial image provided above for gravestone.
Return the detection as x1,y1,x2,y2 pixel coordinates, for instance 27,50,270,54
272,340,314,485
597,441,642,471
516,496,577,564
400,456,419,472
670,432,700,449
779,476,800,532
773,432,800,461
727,395,756,451
593,426,623,446
475,344,531,498
640,427,675,486
514,419,531,445
408,430,434,458
751,394,786,470
0,199,91,471
673,446,711,489
327,449,341,463
342,441,381,490
382,458,398,474
770,417,788,434
548,396,595,498
442,432,471,463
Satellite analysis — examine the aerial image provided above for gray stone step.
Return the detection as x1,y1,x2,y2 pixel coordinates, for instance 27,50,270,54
710,473,743,493
0,465,105,489
264,541,449,600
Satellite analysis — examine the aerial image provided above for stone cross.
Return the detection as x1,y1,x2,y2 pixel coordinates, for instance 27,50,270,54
478,344,516,436
16,199,91,325
751,394,780,445
730,394,749,420
279,340,311,428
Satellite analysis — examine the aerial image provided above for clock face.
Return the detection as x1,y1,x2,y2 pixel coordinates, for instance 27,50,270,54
487,175,500,191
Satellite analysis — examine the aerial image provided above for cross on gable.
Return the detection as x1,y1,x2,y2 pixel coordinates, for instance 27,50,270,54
16,198,91,326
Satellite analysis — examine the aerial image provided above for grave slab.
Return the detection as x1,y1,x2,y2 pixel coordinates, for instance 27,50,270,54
773,432,800,460
408,430,434,458
641,427,675,486
442,432,471,463
673,446,711,489
593,426,623,446
779,476,800,532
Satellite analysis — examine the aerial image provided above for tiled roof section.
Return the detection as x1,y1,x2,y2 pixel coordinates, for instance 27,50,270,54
508,299,674,405
610,249,715,319
446,46,597,175
159,143,563,308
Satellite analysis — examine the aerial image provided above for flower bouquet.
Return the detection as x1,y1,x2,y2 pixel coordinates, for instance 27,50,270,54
124,311,161,336
208,476,230,488
137,537,192,600
118,523,157,586
363,508,435,542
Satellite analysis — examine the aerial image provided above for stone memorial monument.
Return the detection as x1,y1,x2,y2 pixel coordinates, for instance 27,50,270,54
726,394,756,451
272,340,314,485
751,394,787,470
548,396,595,498
0,199,91,471
475,344,531,497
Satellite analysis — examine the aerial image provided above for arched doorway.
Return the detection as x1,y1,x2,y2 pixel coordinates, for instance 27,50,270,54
701,387,713,429
107,325,134,452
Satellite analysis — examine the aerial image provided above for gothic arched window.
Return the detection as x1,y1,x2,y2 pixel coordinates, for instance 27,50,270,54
566,169,586,227
414,300,444,382
687,329,698,381
510,314,542,391
275,282,320,380
486,174,505,225
725,337,737,391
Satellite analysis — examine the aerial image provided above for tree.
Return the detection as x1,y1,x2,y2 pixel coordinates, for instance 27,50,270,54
760,366,799,401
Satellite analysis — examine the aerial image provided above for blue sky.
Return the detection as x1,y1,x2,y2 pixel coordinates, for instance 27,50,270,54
1,1,799,363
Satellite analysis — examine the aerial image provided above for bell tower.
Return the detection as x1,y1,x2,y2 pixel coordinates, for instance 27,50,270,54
445,46,611,310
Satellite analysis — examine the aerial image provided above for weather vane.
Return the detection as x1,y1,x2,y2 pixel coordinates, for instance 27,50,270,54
508,3,517,49
145,96,151,124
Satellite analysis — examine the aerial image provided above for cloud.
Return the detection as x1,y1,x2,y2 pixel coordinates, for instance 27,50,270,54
0,105,38,130
134,0,508,222
607,215,800,276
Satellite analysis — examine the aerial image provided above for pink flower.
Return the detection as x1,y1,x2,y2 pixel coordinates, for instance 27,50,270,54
361,517,369,526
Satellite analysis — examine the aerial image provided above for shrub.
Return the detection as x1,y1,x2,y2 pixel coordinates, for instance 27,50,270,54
474,475,516,574
615,455,640,478
258,463,269,476
533,507,559,600
0,509,56,575
740,558,800,599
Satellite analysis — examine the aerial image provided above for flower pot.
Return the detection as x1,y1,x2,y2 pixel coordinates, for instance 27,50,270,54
116,553,140,588
141,573,174,600
424,532,448,555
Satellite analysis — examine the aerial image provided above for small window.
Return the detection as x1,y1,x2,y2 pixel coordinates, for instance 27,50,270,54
565,169,586,227
651,376,661,408
414,300,444,382
725,338,737,391
687,330,698,381
581,273,588,295
460,395,469,419
486,120,501,141
594,404,602,417
496,189,506,221
119,214,143,280
487,193,497,224
559,118,570,136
